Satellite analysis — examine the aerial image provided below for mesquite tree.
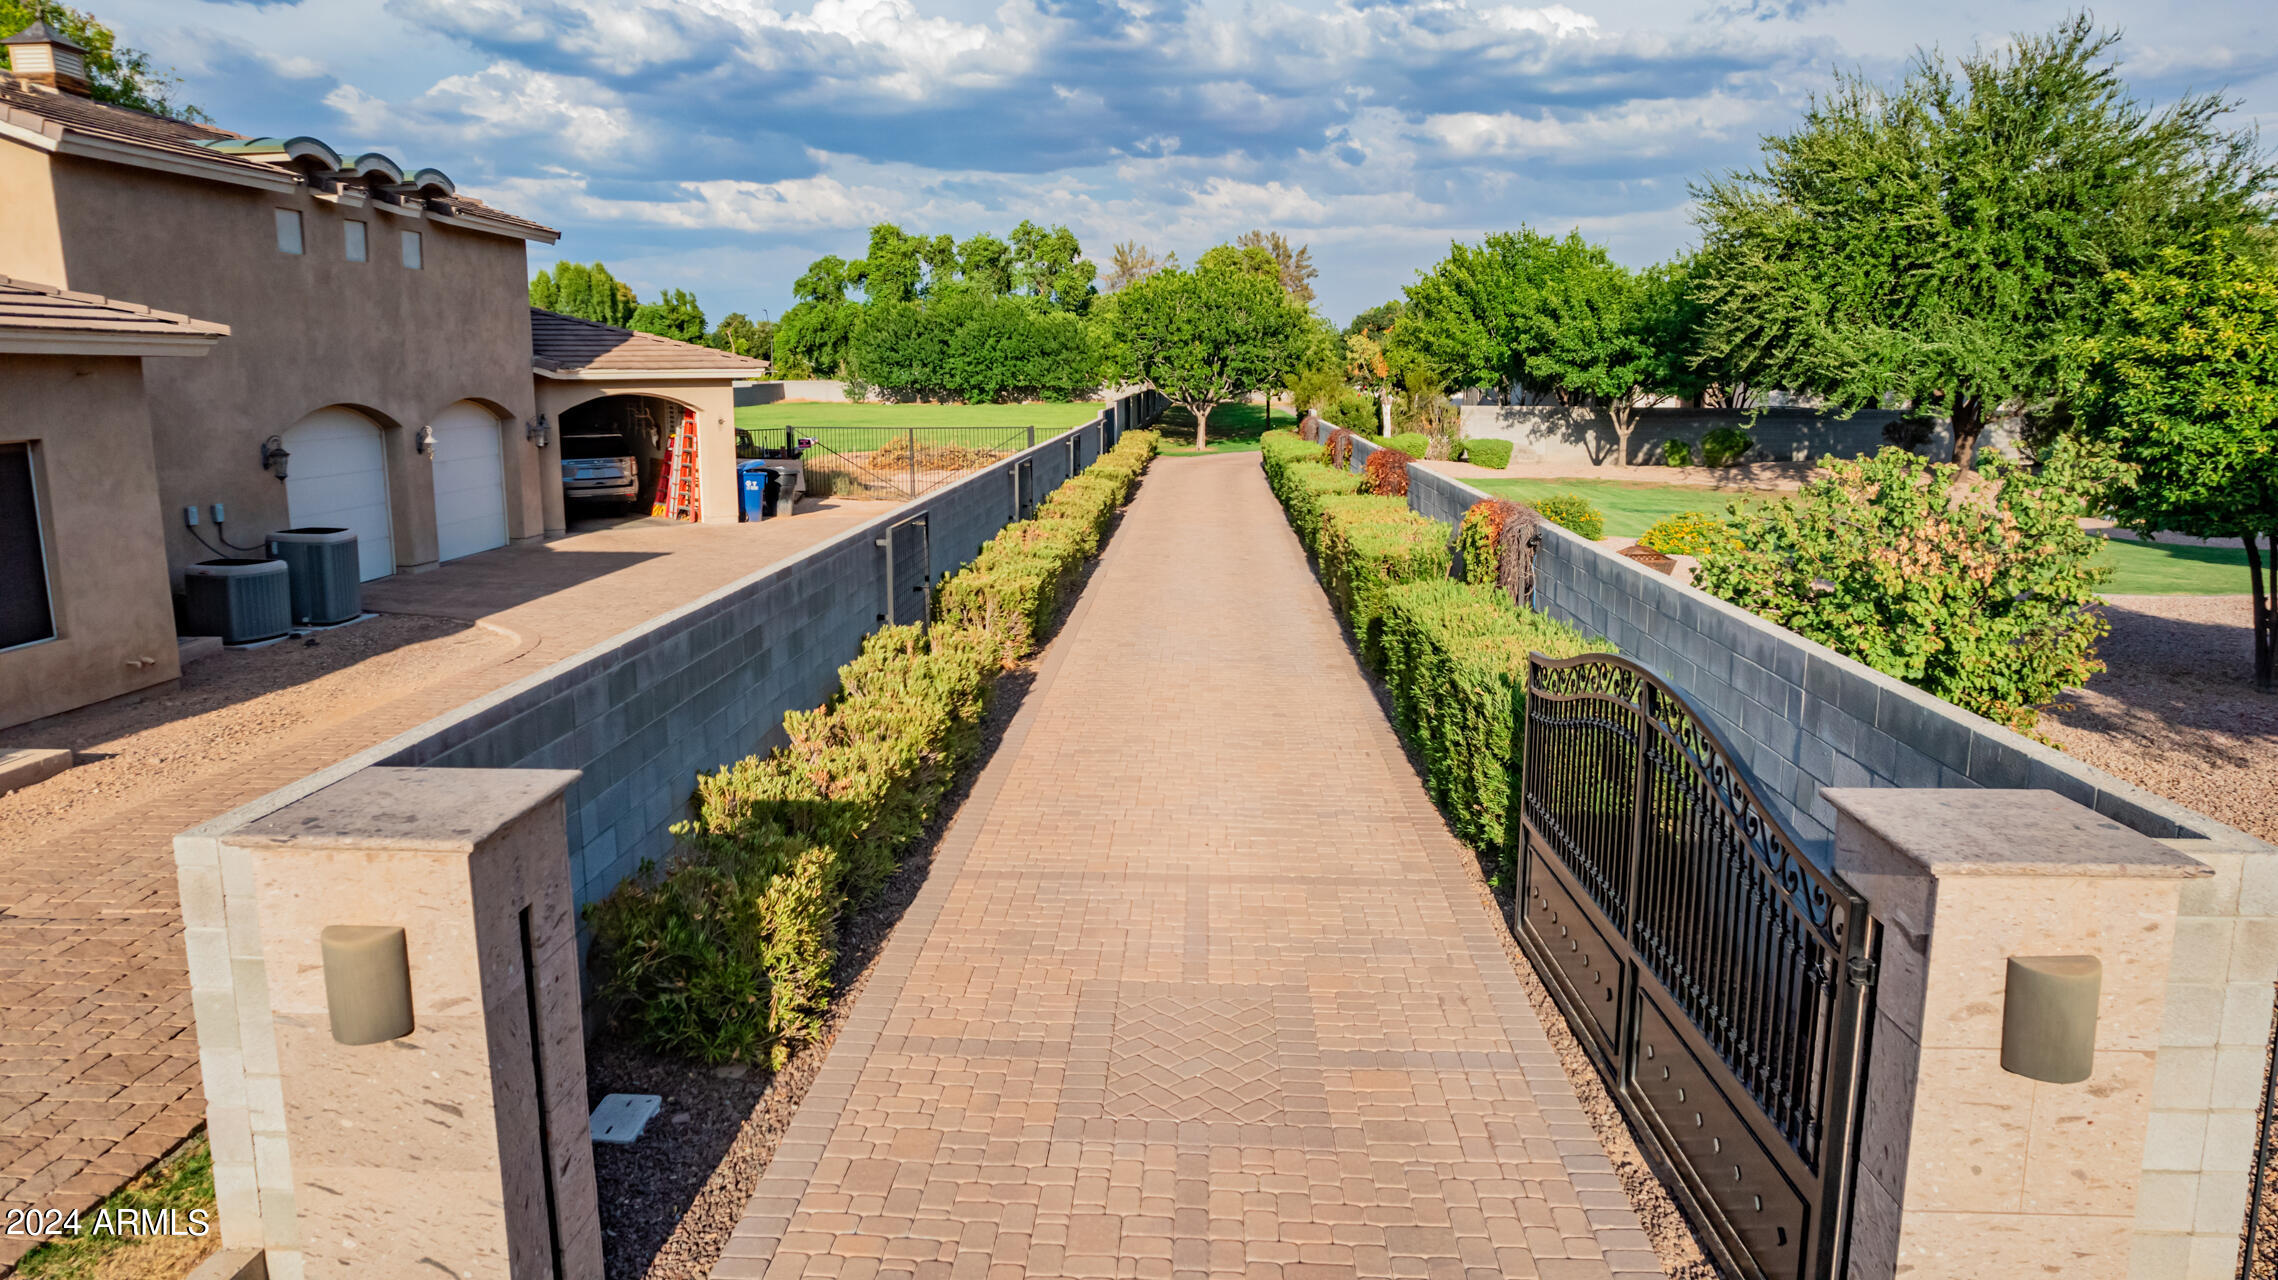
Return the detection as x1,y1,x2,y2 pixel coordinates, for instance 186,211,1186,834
1111,253,1309,450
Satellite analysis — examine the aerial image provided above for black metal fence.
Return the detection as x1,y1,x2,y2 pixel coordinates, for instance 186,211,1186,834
763,425,1041,501
1517,652,1878,1280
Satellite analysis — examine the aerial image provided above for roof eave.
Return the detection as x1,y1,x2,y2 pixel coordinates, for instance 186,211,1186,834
0,330,228,357
433,206,560,245
533,366,762,382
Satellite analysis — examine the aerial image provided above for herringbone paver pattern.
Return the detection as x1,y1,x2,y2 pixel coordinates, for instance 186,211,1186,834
715,454,1659,1280
0,508,875,1267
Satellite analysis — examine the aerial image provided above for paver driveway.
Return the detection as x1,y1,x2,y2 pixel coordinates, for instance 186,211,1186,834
716,454,1659,1280
0,504,879,1269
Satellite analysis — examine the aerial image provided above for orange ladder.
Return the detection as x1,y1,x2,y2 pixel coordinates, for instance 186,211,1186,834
651,408,702,521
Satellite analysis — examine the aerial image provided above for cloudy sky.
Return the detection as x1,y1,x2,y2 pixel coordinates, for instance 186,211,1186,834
96,0,2278,325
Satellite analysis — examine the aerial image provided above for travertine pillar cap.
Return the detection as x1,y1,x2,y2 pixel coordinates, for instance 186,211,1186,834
1824,788,2210,880
225,766,581,853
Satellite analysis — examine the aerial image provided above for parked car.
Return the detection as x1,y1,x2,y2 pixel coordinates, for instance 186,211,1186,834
561,430,640,509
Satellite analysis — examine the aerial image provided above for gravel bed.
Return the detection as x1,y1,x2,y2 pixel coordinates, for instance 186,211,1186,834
2040,594,2277,843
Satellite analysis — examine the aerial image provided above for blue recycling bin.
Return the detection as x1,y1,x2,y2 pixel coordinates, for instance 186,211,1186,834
738,460,772,522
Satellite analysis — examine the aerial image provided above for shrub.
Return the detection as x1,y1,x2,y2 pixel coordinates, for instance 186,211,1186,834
1326,389,1379,436
1692,447,2109,733
1362,448,1411,497
1378,579,1608,856
1531,493,1603,541
1385,432,1429,459
1260,429,1328,495
1701,426,1754,467
1463,439,1514,470
588,428,1158,1067
1661,438,1695,467
1637,511,1736,558
1279,461,1366,552
1317,497,1452,669
1325,427,1358,468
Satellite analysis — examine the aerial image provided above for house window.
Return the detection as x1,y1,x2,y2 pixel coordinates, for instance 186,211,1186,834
401,230,423,269
0,443,57,651
275,209,303,255
345,221,367,262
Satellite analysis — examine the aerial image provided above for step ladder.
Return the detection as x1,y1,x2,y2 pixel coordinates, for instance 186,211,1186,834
651,408,701,521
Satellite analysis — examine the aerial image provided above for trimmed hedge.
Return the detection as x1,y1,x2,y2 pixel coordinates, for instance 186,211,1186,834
1361,448,1411,497
1380,579,1608,856
588,426,1161,1066
1532,492,1604,541
1317,496,1451,669
1661,438,1694,467
1463,439,1514,470
1386,432,1429,458
1701,426,1753,467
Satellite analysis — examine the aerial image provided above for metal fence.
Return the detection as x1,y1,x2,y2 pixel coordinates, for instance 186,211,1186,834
1516,651,1879,1280
763,424,1044,501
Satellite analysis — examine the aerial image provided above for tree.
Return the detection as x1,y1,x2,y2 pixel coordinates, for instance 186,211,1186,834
1526,261,1692,466
1235,230,1318,305
1008,221,1097,310
1345,301,1402,344
529,261,637,326
959,234,1014,295
1102,242,1171,293
708,313,773,360
1111,253,1310,449
2066,234,2278,690
1,2,202,119
629,288,706,344
851,224,927,304
1691,15,2274,468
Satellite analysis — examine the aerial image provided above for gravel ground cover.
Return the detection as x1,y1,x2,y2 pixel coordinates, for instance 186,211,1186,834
2041,594,2276,843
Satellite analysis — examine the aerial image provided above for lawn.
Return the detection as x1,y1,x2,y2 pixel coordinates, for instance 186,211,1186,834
14,1134,216,1279
735,402,1104,460
1472,476,2253,597
1151,403,1289,455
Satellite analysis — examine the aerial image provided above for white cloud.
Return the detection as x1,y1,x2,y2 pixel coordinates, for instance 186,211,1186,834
327,62,638,159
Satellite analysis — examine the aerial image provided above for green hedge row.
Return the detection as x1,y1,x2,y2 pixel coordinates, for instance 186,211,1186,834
1463,439,1514,469
1261,431,1366,552
587,427,1161,1066
1316,496,1450,668
1380,579,1608,857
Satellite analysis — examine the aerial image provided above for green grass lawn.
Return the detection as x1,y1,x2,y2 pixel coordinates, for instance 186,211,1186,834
1472,476,2252,596
735,402,1104,458
1151,403,1287,455
15,1134,215,1279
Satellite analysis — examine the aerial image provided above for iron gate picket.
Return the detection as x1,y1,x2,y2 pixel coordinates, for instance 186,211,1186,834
1516,653,1878,1280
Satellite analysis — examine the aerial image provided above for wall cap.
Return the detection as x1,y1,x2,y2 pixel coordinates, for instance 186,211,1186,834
224,765,580,854
1824,787,2211,880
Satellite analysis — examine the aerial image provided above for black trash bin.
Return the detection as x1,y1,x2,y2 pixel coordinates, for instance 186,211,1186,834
761,467,784,519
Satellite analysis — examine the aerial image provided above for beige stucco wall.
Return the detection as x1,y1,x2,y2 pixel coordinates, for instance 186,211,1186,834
0,354,181,729
537,379,739,524
0,149,548,582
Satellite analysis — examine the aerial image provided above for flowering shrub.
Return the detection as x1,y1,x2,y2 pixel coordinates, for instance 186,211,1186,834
1530,492,1603,541
1638,511,1737,557
1691,447,2108,733
1362,447,1411,497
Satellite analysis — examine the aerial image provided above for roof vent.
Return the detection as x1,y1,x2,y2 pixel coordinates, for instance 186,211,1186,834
3,19,91,97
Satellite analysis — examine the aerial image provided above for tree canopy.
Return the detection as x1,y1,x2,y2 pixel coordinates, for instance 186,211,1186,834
529,261,638,328
1,2,202,119
1110,251,1312,449
629,288,706,345
1690,14,2275,467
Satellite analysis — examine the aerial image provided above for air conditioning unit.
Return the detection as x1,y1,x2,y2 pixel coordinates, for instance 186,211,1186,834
182,558,291,645
267,527,361,625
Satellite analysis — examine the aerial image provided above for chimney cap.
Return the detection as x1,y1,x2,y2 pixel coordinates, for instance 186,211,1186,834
4,19,88,54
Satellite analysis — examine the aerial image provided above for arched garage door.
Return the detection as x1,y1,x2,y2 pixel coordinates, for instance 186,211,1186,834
431,402,509,562
283,406,394,581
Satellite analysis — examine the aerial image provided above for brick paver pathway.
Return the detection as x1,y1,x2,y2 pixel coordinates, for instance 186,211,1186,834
716,454,1660,1280
0,506,878,1268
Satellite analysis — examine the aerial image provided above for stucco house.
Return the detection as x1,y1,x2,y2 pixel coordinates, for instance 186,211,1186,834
0,23,763,729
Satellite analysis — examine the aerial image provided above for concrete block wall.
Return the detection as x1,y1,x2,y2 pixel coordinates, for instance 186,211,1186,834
1307,423,2278,1278
1453,403,2025,466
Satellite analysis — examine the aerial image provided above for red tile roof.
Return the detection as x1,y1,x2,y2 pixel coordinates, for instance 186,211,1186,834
530,309,770,376
0,74,556,240
0,275,228,338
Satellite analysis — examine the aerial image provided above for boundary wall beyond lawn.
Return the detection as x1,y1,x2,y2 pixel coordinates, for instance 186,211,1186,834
1456,403,2025,466
1311,421,2277,1280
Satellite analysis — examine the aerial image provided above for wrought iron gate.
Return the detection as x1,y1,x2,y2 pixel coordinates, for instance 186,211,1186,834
880,512,931,626
1516,653,1878,1280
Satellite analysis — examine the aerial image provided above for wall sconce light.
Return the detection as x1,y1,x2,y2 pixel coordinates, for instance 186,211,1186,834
526,414,550,449
261,435,291,481
321,925,415,1045
2002,955,2102,1084
416,424,435,456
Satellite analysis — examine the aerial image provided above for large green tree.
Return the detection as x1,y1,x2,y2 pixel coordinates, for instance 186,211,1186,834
1,2,202,119
707,312,773,360
529,261,637,327
2067,234,2278,690
1008,220,1097,310
629,288,706,345
1691,15,2273,468
1111,251,1310,449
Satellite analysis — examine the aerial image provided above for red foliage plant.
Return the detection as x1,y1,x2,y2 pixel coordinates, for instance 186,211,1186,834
1363,448,1410,497
1325,427,1356,467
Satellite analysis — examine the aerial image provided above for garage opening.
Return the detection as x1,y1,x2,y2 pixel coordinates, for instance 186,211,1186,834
431,401,509,561
283,406,394,581
556,395,686,519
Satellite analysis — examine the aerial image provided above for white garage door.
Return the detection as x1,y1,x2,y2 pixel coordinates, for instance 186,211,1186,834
283,406,394,581
431,402,508,561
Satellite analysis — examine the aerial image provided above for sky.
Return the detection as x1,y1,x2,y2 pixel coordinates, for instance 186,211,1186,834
92,0,2278,327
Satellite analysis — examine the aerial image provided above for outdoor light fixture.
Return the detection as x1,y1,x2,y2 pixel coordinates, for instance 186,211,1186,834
416,423,435,455
526,414,550,449
261,434,291,480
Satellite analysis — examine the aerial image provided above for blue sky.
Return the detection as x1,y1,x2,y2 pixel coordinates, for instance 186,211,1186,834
98,0,2278,326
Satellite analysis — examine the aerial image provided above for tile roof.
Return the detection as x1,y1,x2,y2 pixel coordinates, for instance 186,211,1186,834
0,74,556,240
530,309,771,376
0,275,228,338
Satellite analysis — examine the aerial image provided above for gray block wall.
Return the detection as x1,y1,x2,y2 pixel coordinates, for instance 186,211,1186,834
1455,404,2025,466
1321,424,2257,867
